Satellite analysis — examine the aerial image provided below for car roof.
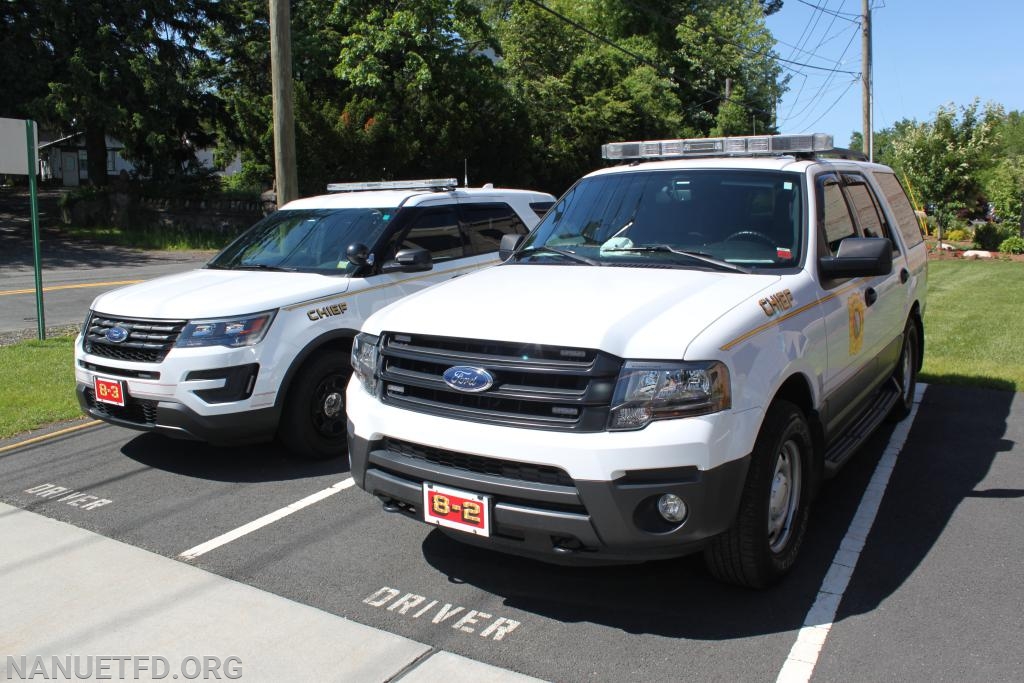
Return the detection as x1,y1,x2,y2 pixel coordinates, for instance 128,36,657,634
280,187,554,211
585,155,893,178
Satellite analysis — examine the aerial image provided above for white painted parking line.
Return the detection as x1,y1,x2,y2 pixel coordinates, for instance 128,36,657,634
178,478,355,560
776,383,927,683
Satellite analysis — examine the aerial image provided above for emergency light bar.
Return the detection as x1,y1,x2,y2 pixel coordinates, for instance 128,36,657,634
326,178,458,193
601,133,834,160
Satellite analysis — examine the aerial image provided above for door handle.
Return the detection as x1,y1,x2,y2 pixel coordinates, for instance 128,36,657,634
864,287,878,307
900,268,910,284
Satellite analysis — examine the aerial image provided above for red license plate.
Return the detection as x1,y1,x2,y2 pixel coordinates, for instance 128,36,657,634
93,376,126,407
422,482,491,537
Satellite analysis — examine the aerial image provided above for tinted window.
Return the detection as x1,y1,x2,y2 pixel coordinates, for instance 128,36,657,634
843,175,887,239
400,207,464,262
460,203,528,256
874,171,925,247
819,175,857,255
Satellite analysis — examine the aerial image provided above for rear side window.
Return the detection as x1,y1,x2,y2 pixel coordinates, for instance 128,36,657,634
400,207,464,262
873,172,925,247
460,202,529,256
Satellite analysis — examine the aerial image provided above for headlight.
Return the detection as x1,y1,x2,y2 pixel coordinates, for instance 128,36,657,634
351,332,380,395
176,310,276,348
608,360,730,430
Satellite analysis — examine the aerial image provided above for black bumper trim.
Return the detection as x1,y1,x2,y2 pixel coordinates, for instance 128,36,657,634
348,424,750,564
77,384,279,445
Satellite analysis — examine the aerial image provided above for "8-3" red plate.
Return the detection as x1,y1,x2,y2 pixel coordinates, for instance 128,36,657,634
422,482,491,537
93,376,126,407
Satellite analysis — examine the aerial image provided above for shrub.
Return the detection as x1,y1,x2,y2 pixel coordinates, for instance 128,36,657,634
999,235,1024,255
944,228,969,242
972,222,1012,251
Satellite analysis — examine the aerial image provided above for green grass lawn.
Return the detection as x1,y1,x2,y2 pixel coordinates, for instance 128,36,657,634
63,225,233,251
0,336,81,439
0,259,1020,441
920,259,1024,391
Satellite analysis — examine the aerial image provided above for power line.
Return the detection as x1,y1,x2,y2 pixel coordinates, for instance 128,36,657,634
797,0,861,21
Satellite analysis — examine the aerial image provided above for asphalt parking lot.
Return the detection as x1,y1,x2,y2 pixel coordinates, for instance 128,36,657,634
1,383,1021,682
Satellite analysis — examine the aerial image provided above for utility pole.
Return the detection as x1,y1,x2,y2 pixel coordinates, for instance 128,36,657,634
270,0,298,206
861,0,873,161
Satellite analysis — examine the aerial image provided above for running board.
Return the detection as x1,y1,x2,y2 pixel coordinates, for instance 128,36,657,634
823,378,900,476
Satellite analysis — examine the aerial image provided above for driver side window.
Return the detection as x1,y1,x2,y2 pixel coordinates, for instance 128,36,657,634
395,207,464,263
818,174,857,256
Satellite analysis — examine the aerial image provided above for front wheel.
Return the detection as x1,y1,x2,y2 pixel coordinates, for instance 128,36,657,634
704,400,813,588
278,353,351,460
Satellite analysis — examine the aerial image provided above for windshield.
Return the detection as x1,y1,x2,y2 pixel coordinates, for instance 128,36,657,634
208,208,393,275
519,169,804,270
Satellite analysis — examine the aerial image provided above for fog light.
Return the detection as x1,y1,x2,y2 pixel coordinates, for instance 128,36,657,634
657,494,687,523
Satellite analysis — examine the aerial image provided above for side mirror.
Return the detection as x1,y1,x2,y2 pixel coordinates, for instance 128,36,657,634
499,233,524,261
381,246,432,273
819,238,893,279
346,242,371,266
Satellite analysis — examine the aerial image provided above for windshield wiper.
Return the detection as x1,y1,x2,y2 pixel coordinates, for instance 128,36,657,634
601,245,750,273
227,263,297,272
516,245,603,266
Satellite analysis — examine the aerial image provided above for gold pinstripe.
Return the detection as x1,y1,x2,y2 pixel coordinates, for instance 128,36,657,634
719,278,864,351
281,259,500,312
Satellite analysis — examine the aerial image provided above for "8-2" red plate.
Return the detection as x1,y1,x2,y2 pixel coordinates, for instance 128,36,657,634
422,482,491,537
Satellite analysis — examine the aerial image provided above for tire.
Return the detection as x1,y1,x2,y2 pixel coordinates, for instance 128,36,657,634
704,400,813,588
888,318,919,422
278,353,351,460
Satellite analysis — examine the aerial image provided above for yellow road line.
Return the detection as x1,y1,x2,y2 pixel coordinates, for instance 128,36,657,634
0,420,103,454
0,280,143,297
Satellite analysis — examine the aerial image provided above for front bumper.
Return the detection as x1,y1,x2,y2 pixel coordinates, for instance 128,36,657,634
348,425,750,564
74,334,282,445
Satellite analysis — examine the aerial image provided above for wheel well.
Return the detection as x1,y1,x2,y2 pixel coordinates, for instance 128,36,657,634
909,302,924,372
772,373,824,494
275,332,356,411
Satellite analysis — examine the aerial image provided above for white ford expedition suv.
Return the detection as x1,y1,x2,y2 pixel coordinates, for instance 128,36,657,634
347,135,928,587
75,179,555,460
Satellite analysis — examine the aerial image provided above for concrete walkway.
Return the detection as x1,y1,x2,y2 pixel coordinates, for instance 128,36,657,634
0,503,543,682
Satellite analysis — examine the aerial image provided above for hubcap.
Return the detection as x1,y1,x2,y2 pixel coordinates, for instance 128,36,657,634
768,440,802,553
323,392,343,418
311,372,347,438
901,340,914,402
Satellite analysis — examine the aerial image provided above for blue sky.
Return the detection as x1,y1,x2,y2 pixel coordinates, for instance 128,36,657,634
765,0,1024,147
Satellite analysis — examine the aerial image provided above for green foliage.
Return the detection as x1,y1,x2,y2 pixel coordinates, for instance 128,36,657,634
883,100,1003,228
999,235,1024,255
5,1,216,185
944,228,969,242
971,222,1014,251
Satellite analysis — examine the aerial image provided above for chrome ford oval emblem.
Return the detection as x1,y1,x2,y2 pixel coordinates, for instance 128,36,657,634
105,326,129,343
443,366,494,393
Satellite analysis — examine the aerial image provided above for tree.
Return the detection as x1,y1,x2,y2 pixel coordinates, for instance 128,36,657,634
885,100,1003,227
4,1,216,185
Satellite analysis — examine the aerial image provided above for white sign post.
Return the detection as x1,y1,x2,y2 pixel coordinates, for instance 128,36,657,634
0,117,45,339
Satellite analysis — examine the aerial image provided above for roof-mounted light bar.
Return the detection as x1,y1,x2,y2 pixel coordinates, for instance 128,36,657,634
326,178,458,193
601,133,834,160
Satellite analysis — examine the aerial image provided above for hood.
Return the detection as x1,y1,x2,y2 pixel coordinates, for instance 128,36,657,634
364,264,780,359
89,269,351,319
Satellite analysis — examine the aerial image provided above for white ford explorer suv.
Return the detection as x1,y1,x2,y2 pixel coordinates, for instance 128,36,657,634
75,179,555,460
347,135,928,587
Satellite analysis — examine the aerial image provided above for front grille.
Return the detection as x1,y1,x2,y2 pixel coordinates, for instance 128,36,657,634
378,333,621,432
78,360,160,380
85,389,158,426
382,438,575,486
83,313,187,363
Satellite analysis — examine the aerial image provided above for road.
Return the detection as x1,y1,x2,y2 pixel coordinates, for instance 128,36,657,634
1,383,1021,682
0,188,212,336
